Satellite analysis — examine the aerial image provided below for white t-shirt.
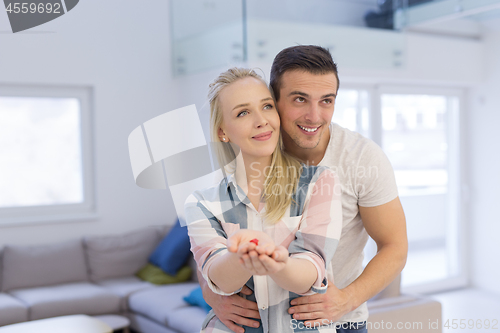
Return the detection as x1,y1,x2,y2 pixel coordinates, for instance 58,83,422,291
320,122,399,323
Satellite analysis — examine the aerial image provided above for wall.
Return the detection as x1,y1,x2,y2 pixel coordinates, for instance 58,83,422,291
248,29,484,86
468,28,500,294
401,194,447,244
0,0,183,245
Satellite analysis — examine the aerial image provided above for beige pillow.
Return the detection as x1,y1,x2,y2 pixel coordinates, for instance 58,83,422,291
2,240,88,291
84,228,160,281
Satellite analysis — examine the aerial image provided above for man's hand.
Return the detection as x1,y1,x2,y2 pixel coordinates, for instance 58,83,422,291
287,280,355,327
203,284,261,333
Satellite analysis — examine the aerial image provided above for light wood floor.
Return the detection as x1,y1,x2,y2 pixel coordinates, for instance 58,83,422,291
431,288,500,332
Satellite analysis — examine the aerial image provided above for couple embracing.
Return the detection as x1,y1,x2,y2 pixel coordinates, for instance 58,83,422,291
184,45,408,333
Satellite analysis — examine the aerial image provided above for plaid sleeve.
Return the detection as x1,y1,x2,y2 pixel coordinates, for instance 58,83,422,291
289,167,342,296
184,191,242,296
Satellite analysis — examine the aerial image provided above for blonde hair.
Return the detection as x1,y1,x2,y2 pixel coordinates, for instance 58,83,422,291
208,68,302,224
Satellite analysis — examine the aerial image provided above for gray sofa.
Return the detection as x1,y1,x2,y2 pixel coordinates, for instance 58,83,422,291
0,226,442,333
0,225,205,333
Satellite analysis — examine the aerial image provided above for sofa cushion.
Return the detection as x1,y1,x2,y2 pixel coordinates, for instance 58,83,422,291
8,282,121,320
126,313,179,333
155,224,171,239
149,219,191,275
168,306,207,333
2,240,88,292
96,276,155,311
136,264,192,285
84,228,160,281
128,282,200,326
0,292,29,326
183,286,211,313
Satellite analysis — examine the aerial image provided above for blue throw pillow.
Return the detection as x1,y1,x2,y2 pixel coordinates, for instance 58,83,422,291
149,219,191,276
183,286,212,313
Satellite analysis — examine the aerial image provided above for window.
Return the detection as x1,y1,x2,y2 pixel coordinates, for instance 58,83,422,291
0,85,95,225
333,88,369,137
335,86,466,294
381,94,449,196
380,89,463,293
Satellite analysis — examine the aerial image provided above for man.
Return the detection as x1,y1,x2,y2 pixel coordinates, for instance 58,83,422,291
199,45,408,333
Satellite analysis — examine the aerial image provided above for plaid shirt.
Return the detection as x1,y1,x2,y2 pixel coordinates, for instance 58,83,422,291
184,165,342,333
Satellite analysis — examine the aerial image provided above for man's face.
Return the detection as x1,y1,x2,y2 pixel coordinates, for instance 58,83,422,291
276,70,337,151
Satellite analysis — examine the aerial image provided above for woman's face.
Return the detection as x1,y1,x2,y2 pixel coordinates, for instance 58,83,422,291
218,77,280,161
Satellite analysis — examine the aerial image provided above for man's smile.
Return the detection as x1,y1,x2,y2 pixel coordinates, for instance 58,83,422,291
298,124,321,134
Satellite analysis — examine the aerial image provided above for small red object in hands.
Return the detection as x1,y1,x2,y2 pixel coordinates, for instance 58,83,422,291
250,238,259,246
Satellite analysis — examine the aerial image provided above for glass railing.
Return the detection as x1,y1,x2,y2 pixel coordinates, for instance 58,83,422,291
393,0,500,29
170,0,500,76
170,0,245,76
170,0,407,76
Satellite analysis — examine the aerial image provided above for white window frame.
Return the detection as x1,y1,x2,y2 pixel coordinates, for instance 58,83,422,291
378,85,468,294
338,83,468,294
334,83,377,138
0,85,96,226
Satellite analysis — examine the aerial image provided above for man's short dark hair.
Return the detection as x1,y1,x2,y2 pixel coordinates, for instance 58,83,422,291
270,45,339,101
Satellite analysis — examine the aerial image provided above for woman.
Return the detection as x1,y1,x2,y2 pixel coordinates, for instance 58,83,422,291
184,68,342,333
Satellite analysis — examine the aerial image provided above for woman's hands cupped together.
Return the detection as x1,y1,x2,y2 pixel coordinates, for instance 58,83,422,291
227,230,289,275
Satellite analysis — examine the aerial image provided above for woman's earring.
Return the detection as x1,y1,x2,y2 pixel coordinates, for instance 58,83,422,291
222,137,226,141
